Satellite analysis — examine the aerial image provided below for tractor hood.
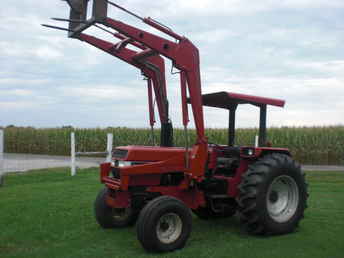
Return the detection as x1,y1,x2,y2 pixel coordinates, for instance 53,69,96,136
112,146,186,162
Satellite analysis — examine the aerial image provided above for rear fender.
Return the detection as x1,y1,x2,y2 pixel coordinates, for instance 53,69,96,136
240,147,291,159
227,148,291,198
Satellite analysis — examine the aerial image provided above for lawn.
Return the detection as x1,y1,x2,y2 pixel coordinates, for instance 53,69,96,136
1,168,343,258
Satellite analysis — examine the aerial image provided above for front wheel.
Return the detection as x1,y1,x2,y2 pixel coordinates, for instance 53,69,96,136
94,188,137,228
238,153,308,235
136,196,192,252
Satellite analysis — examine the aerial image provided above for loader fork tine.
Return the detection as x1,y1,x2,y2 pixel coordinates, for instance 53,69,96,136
51,17,87,24
41,24,75,33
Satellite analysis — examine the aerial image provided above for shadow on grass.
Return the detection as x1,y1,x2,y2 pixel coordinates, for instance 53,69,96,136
86,215,247,256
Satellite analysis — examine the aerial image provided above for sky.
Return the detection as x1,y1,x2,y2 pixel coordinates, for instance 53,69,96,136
0,0,343,129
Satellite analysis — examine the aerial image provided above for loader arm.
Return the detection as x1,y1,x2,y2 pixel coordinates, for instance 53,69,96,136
101,18,206,142
100,17,208,175
77,33,169,125
42,0,208,176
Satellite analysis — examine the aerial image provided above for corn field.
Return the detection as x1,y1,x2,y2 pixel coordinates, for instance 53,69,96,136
2,126,344,165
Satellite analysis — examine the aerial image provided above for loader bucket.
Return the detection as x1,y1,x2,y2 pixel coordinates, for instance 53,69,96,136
64,0,108,37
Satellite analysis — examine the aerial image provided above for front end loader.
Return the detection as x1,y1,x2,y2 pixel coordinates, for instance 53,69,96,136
43,0,308,252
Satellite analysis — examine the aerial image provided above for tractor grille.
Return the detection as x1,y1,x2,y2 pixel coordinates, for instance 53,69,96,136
113,149,128,159
111,167,121,179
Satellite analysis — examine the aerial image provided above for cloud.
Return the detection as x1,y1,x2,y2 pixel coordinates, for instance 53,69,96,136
0,78,50,86
62,84,146,102
0,43,63,60
120,0,344,19
289,60,344,75
0,0,343,128
0,89,33,97
0,101,39,110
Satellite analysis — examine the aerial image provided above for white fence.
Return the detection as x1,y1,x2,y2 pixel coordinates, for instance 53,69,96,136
70,132,113,176
0,129,4,185
0,130,113,184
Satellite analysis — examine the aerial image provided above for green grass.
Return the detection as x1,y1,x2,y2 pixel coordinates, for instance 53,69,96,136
1,169,344,258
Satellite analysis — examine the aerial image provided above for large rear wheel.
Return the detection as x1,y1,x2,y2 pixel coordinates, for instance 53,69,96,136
238,153,308,235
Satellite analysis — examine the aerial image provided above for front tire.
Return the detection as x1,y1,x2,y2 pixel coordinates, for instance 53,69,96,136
136,196,192,252
238,153,308,235
94,188,137,228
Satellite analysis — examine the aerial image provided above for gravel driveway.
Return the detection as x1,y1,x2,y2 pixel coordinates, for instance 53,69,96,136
1,153,104,173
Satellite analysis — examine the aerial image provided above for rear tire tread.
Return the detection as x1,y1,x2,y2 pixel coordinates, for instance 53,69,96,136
238,153,308,235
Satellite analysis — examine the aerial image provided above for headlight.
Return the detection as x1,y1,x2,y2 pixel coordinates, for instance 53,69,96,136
118,161,132,167
242,148,255,156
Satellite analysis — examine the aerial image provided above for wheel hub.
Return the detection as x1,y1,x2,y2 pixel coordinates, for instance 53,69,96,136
160,221,170,231
269,190,279,203
266,175,299,223
156,213,183,244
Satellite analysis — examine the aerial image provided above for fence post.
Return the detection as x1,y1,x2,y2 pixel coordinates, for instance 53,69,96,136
255,135,259,148
106,133,113,162
71,132,76,176
0,129,4,186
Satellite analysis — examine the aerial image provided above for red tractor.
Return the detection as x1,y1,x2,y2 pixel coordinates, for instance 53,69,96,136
44,0,308,252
